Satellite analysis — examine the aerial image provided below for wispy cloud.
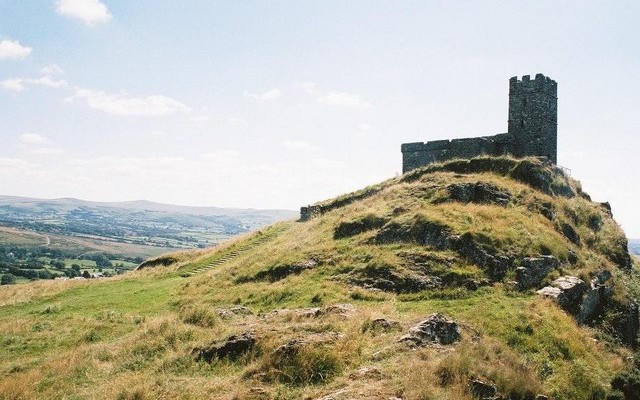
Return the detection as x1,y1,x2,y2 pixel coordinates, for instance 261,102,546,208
282,140,317,150
295,82,373,109
0,39,32,60
318,91,373,109
17,133,61,155
56,0,112,26
244,88,282,101
0,76,68,93
0,79,25,92
73,88,191,116
41,64,64,75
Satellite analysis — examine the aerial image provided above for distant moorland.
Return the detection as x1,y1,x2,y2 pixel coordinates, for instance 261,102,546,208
0,196,295,283
630,239,640,255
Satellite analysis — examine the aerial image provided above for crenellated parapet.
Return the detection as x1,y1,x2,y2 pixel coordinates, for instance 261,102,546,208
401,74,558,172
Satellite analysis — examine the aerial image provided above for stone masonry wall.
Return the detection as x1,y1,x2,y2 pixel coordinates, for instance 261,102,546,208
401,74,557,173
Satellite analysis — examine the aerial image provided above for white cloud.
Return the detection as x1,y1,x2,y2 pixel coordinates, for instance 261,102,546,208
295,82,318,94
56,0,112,26
282,140,317,150
19,133,48,145
0,76,68,93
73,88,191,116
244,88,282,101
17,133,61,155
0,40,32,60
41,64,64,75
318,91,373,109
0,79,25,92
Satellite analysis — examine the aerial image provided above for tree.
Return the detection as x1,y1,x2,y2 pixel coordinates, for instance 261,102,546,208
1,274,16,285
82,270,91,279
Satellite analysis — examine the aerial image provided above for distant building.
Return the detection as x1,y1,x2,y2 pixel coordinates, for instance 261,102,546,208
401,74,557,172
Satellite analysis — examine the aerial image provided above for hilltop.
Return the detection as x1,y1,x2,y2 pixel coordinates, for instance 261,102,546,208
1,157,639,400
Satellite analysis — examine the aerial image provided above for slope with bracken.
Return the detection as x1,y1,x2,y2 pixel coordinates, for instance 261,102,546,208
1,156,639,400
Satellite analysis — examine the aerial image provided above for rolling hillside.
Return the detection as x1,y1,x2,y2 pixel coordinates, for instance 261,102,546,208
1,157,638,400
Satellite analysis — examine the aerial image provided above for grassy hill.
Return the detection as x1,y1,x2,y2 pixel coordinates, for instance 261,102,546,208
1,157,639,400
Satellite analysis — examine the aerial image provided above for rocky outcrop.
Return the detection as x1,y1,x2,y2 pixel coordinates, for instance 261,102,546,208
348,262,441,293
239,260,318,283
192,331,255,362
399,313,461,346
297,303,355,318
469,379,497,399
215,305,254,319
445,182,511,205
516,256,559,290
334,215,388,239
537,272,612,324
375,219,511,281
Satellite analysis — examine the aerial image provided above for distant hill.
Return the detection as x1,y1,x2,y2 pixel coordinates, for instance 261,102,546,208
0,195,295,282
630,239,640,255
2,157,638,400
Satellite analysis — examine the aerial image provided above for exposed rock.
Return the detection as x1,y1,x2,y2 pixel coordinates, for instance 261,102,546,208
469,379,497,399
516,255,559,290
537,276,588,314
535,396,549,400
334,215,388,239
369,318,401,332
349,366,386,380
375,218,511,281
559,222,580,245
446,182,511,205
215,305,254,319
246,260,318,283
399,313,461,346
349,263,441,293
192,331,255,362
455,233,511,281
297,304,356,318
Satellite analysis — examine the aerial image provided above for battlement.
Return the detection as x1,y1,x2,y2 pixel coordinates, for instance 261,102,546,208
401,73,558,173
509,74,557,96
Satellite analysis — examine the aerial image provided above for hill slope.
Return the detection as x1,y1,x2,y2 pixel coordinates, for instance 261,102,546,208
1,157,639,400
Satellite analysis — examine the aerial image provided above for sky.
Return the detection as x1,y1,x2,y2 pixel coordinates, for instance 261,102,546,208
0,1,639,237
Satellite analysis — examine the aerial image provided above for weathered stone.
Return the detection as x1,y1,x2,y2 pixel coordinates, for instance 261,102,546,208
469,379,497,399
516,255,559,290
446,182,511,205
402,74,558,173
192,331,255,362
215,305,254,319
538,276,588,312
535,396,549,400
560,222,580,245
297,304,356,318
399,313,461,346
369,318,401,332
247,260,318,283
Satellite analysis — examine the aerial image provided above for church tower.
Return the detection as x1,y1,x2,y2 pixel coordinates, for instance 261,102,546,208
507,74,558,163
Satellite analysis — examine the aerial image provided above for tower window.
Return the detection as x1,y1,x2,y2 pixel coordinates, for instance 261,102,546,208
520,120,525,128
522,97,527,108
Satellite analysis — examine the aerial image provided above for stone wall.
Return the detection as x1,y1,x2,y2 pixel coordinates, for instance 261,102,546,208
401,74,557,173
401,133,514,173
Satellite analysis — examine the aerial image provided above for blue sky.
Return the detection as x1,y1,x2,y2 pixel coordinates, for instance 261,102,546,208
0,1,639,236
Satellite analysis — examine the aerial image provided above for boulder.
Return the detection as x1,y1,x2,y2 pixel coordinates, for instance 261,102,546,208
215,305,254,319
369,318,401,332
192,331,255,362
399,313,461,346
469,379,497,399
516,255,559,290
537,276,588,313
